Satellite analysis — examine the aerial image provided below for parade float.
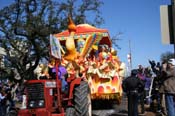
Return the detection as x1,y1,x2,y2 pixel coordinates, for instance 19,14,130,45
54,17,124,103
16,17,125,116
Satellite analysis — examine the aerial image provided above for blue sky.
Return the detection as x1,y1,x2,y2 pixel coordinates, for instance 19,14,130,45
100,0,173,68
0,0,174,69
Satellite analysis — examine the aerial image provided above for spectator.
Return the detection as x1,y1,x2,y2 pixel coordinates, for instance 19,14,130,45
122,69,145,116
137,65,145,80
159,58,175,116
0,88,6,116
144,68,152,105
149,60,167,114
137,65,145,114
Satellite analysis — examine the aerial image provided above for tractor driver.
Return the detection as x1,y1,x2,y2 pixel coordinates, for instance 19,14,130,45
48,58,68,92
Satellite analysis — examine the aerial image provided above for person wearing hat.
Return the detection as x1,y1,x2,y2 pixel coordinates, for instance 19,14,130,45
122,69,145,116
159,58,175,116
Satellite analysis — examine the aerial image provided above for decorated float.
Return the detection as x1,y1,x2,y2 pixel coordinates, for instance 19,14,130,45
53,17,125,103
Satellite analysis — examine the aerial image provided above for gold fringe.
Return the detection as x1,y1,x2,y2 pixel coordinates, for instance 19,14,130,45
91,93,122,104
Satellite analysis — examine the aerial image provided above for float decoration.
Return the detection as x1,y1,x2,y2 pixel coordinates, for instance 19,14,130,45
53,17,124,103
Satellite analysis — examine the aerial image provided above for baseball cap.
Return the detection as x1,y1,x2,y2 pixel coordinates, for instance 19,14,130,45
168,58,175,66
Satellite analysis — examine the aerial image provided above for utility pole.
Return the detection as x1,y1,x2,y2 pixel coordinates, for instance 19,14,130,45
129,39,132,69
171,0,175,58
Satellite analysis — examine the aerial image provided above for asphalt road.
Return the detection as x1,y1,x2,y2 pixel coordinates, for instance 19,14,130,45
92,95,158,116
92,95,128,116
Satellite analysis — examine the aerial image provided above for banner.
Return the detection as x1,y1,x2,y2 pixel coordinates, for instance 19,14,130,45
50,34,61,59
160,5,174,44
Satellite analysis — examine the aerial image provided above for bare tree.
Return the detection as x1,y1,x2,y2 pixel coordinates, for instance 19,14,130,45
0,0,103,80
111,32,123,50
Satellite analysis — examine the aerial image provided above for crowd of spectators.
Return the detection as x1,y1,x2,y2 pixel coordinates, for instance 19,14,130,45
122,58,175,116
0,80,21,116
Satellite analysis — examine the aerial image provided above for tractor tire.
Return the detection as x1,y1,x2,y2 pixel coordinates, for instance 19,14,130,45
65,107,75,116
74,81,92,116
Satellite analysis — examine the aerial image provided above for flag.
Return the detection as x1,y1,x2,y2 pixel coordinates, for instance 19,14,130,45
50,34,62,59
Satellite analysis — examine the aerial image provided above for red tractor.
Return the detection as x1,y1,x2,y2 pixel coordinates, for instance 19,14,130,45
17,76,91,116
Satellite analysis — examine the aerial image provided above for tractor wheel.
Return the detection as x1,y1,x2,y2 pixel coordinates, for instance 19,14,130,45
65,107,75,116
74,81,92,116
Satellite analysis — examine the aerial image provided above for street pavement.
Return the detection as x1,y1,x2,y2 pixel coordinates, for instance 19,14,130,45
92,94,158,116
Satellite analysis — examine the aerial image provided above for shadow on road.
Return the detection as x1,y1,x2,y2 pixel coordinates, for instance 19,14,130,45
92,99,116,110
92,99,127,116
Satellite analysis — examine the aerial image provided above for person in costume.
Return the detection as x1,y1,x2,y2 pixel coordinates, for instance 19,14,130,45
77,38,86,53
49,59,68,92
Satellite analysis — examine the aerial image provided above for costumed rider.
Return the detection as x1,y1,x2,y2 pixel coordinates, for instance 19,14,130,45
49,59,68,93
122,69,145,116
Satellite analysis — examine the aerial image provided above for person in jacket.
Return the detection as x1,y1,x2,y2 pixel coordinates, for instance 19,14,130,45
122,69,145,116
49,58,68,92
149,60,167,114
144,68,152,105
0,88,6,116
137,66,145,114
159,58,175,116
